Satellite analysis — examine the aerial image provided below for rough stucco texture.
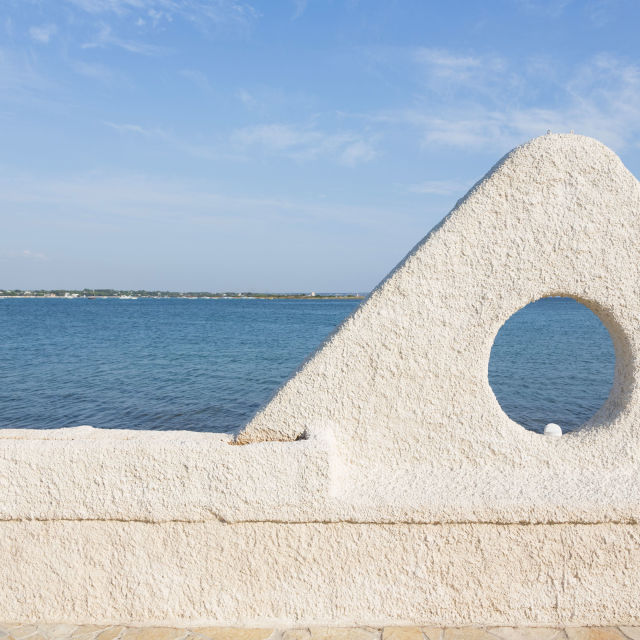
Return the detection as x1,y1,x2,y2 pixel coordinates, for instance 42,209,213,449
3,521,640,627
2,134,640,626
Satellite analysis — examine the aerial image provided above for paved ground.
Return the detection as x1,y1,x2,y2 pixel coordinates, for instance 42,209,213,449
1,626,640,640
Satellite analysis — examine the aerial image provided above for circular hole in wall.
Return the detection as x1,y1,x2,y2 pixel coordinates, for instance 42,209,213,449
488,297,615,434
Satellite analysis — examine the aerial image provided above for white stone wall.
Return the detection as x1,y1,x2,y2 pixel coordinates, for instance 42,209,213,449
3,520,640,626
2,134,640,625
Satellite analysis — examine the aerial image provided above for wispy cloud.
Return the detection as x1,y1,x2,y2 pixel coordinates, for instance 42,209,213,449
104,116,376,166
233,123,377,166
0,169,420,290
24,1,260,57
414,48,483,76
373,50,640,152
0,249,48,262
0,48,56,103
514,0,574,18
0,171,404,232
103,120,227,159
237,88,257,108
82,23,166,55
412,47,513,99
65,0,259,29
340,140,376,166
104,121,169,138
179,69,212,93
586,0,622,27
234,85,315,116
29,24,57,44
71,60,120,84
407,179,472,196
291,0,307,20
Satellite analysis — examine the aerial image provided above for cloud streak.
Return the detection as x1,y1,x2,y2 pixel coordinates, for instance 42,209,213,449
102,120,229,160
291,0,307,20
0,249,48,262
233,123,377,166
407,179,473,196
18,1,259,58
81,24,167,55
373,50,640,152
0,171,408,232
179,69,213,93
0,47,58,105
29,24,57,43
104,121,169,137
65,0,259,28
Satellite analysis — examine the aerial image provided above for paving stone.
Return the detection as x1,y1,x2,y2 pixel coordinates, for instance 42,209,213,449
191,627,274,639
487,628,564,640
565,629,627,640
0,627,636,640
307,628,380,640
443,630,496,640
38,625,80,638
382,628,425,639
95,628,125,640
71,626,104,638
280,631,311,640
7,625,39,639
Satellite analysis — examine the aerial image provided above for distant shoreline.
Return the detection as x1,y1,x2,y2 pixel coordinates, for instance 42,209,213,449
0,290,365,301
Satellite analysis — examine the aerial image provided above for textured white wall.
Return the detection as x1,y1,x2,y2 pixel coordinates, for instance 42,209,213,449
2,134,639,625
3,520,640,627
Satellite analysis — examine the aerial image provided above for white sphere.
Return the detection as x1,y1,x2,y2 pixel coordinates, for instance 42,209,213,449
544,423,562,437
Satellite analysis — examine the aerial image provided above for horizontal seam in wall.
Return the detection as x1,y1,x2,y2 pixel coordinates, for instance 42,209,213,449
0,517,639,525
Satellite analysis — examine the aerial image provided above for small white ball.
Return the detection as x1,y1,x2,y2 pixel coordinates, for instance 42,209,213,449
544,423,562,437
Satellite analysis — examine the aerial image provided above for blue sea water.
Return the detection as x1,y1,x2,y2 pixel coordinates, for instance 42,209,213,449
0,296,615,434
489,297,615,433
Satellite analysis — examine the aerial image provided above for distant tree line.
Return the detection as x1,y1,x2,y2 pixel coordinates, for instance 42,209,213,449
0,288,364,300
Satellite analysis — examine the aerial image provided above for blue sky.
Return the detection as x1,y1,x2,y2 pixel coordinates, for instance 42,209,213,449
2,0,640,292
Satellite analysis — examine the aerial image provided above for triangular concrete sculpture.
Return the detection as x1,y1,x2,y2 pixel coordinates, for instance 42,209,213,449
239,133,640,522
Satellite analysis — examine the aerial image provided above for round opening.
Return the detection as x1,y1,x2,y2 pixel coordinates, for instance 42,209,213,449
488,297,615,434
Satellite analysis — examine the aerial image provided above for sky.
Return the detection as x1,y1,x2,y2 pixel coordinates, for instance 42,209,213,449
2,0,640,292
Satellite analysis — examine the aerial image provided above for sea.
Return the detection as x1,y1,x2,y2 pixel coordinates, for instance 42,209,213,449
0,296,615,435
